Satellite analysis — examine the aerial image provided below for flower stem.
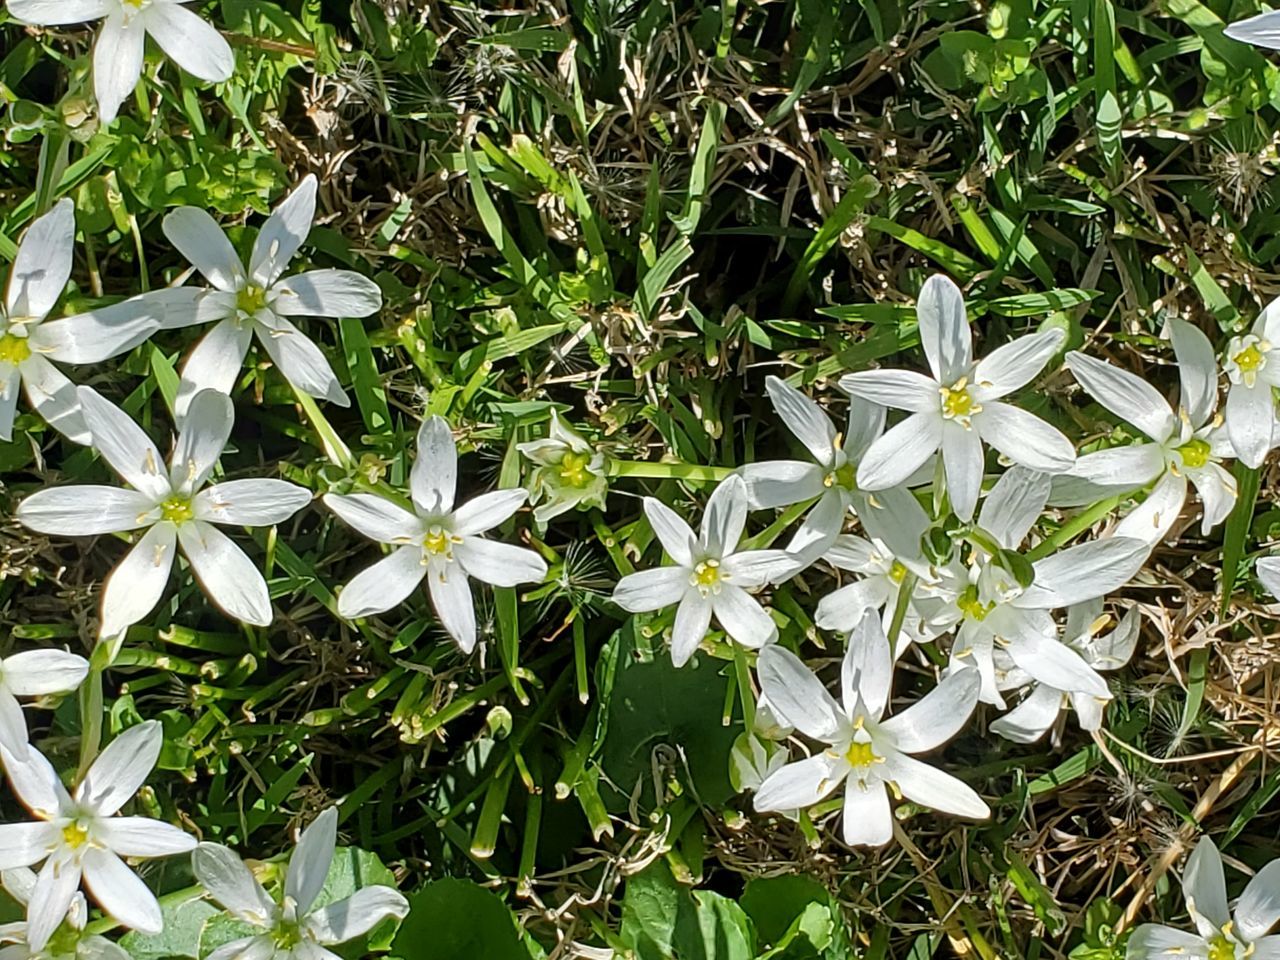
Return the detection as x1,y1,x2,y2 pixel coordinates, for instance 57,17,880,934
1025,495,1123,562
605,459,735,483
732,643,756,731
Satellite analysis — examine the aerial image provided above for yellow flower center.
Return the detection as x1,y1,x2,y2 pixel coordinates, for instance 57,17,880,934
940,379,979,422
160,496,194,524
272,923,303,950
237,284,268,316
1177,438,1211,469
957,585,994,621
1233,343,1264,374
845,740,880,767
888,560,908,584
1208,934,1239,960
691,560,722,595
423,528,453,556
558,451,592,488
825,463,858,490
0,333,31,366
62,821,90,849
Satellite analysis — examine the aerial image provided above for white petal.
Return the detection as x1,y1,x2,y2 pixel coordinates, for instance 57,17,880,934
764,376,837,465
989,684,1064,744
92,13,145,124
1065,351,1176,443
974,401,1076,474
98,523,177,639
254,312,347,406
451,489,527,536
1227,382,1274,468
191,843,275,926
2,743,73,819
855,413,942,490
411,416,457,515
31,299,158,365
455,537,547,587
670,594,713,667
756,645,844,741
1168,318,1218,426
206,937,277,960
721,549,801,587
1124,925,1209,960
917,274,971,384
711,585,776,649
1061,445,1164,490
978,465,1050,550
271,270,382,319
16,486,155,536
1187,462,1237,534
5,200,73,321
1259,556,1280,601
643,497,697,567
844,613,893,720
322,492,420,545
1019,537,1149,609
77,720,161,816
161,208,244,294
612,568,689,613
0,691,27,756
1183,837,1230,937
336,546,426,619
81,848,162,934
76,387,170,500
838,370,938,413
699,474,748,557
1226,11,1280,49
821,535,877,572
857,485,932,561
25,855,82,951
96,817,195,857
1002,619,1110,699
1113,471,1187,545
0,822,58,870
251,176,317,287
2,650,88,697
175,318,253,419
0,368,20,442
753,753,846,813
177,521,272,626
844,397,886,460
168,389,233,495
971,329,1064,399
426,560,477,652
304,887,410,945
784,487,846,560
1236,861,1280,943
882,752,989,819
141,2,234,81
143,285,210,331
842,779,893,847
21,355,88,444
195,479,311,526
941,422,984,521
6,0,111,26
739,460,825,510
815,579,890,634
287,807,336,917
881,667,980,753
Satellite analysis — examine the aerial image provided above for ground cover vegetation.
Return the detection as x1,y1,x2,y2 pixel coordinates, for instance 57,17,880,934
2,1,1280,958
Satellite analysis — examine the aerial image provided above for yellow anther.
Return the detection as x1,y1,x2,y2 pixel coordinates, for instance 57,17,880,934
0,334,30,366
558,451,592,488
237,284,268,316
159,497,193,524
62,821,90,849
888,560,908,584
940,379,979,421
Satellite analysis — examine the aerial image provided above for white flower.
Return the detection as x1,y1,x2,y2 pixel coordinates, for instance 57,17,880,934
192,808,409,960
931,468,1150,707
1063,320,1236,543
753,614,988,847
0,867,128,960
0,650,89,755
1127,837,1280,960
1259,556,1280,601
990,600,1139,744
0,721,197,951
1223,297,1280,468
16,387,311,639
160,176,382,417
6,0,234,124
729,733,789,797
840,274,1075,520
517,411,608,522
610,475,800,667
324,416,548,653
0,200,161,444
1225,11,1280,49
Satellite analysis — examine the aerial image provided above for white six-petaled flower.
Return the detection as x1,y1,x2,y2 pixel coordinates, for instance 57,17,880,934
1222,296,1280,469
192,807,409,960
325,416,548,653
841,274,1075,520
611,475,799,667
1063,320,1237,544
0,721,196,952
517,410,609,523
0,650,89,756
0,866,128,960
161,175,382,416
752,614,988,847
1127,837,1280,960
6,0,234,124
16,387,311,639
0,200,161,444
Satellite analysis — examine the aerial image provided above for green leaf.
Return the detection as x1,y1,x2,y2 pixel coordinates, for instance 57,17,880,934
620,861,757,960
391,879,529,960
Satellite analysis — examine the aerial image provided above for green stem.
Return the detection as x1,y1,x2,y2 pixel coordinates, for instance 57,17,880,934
886,572,917,653
1025,495,1123,562
605,459,734,483
732,643,756,731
